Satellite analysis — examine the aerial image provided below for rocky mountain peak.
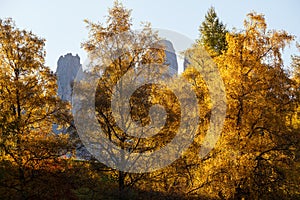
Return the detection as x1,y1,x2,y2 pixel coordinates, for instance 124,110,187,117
56,53,82,102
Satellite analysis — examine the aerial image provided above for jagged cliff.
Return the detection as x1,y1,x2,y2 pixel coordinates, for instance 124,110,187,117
55,43,178,103
161,39,178,76
56,53,82,102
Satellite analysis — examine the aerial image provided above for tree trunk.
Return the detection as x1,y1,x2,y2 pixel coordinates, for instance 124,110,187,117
118,170,125,200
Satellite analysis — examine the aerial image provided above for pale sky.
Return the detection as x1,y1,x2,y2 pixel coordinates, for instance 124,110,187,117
0,0,299,72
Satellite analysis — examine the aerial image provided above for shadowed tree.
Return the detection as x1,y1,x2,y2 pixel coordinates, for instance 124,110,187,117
0,18,72,199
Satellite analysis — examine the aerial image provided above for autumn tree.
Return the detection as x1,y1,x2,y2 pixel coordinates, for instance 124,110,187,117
292,43,300,86
198,6,228,57
78,1,174,199
184,13,299,199
0,18,72,199
291,43,300,129
289,43,300,196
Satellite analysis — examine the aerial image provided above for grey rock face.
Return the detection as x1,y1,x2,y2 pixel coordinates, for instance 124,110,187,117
53,53,81,134
56,53,82,102
55,53,92,159
161,40,178,76
183,55,191,71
